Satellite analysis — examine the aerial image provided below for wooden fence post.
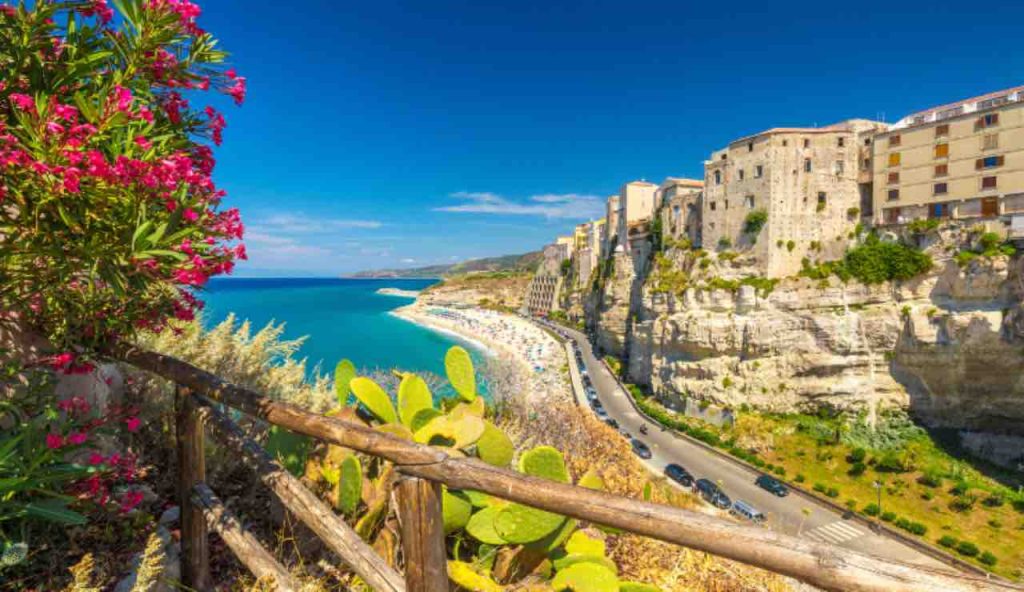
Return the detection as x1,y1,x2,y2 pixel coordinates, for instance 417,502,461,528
395,476,449,592
176,386,211,590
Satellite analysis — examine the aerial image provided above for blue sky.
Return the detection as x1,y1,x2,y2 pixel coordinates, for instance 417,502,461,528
198,0,1024,276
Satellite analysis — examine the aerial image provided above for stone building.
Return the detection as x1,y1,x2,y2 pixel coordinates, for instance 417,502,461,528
657,178,704,246
602,195,620,258
703,119,887,277
872,86,1024,226
616,180,659,255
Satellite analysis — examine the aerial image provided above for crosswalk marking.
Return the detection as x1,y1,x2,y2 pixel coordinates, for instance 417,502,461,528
805,521,867,544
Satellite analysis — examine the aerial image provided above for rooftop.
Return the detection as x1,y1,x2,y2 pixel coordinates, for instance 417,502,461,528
890,85,1024,130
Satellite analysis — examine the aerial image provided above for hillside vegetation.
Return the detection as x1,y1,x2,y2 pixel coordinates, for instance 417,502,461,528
352,251,541,278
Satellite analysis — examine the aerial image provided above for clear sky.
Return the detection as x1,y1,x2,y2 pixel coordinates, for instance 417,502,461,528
198,0,1024,277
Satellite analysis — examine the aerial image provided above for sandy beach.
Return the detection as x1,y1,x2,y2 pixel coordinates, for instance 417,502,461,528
392,302,572,404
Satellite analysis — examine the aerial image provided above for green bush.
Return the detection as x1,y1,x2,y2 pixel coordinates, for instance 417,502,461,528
938,535,958,548
982,493,1005,507
843,236,933,285
847,462,867,476
862,503,881,516
743,210,768,235
795,474,806,483
907,218,940,234
786,240,796,252
979,551,998,566
772,465,785,476
917,469,943,488
718,237,733,250
847,447,867,463
825,487,840,498
880,511,896,522
813,482,826,493
955,541,979,557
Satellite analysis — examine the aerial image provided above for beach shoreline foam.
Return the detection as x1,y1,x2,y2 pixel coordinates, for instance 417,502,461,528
376,287,421,298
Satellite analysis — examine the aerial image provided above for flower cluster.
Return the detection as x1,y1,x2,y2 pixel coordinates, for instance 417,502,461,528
0,0,246,354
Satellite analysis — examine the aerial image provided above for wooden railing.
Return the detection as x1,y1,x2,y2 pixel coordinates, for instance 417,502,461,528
113,343,1022,592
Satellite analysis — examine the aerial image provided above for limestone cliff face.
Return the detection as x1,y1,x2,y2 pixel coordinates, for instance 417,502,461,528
586,252,638,357
587,227,1024,461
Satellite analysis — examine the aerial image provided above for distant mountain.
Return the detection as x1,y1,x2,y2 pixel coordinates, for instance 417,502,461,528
350,251,541,278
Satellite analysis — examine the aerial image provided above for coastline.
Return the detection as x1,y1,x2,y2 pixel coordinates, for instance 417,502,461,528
390,304,497,357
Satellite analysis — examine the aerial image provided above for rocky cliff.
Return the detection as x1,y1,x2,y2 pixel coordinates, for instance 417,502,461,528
588,225,1024,467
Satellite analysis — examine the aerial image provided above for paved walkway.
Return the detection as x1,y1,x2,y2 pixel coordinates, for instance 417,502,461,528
548,322,945,569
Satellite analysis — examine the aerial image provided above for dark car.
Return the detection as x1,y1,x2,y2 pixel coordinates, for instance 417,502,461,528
630,439,652,459
755,474,789,497
664,463,694,487
604,417,619,430
695,478,732,509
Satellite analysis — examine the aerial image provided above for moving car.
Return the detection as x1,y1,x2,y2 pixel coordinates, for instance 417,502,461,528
755,474,789,497
695,478,732,509
630,439,652,459
664,463,694,487
730,500,766,523
603,417,619,429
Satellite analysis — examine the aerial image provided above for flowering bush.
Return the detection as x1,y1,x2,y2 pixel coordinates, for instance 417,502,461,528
0,0,245,358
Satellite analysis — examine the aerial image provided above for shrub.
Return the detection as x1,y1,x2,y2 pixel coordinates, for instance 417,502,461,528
862,503,881,516
743,209,768,235
795,474,806,483
786,240,796,252
917,469,943,488
718,237,733,250
846,207,860,218
847,447,867,463
955,541,979,557
772,465,785,476
874,450,913,473
894,518,927,536
979,551,998,566
982,493,1005,507
722,376,733,389
880,511,896,522
0,0,247,356
813,482,827,493
843,236,933,285
907,218,940,234
938,535,958,548
825,487,840,498
847,462,867,476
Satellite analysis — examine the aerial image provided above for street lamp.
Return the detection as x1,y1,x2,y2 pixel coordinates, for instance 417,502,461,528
873,479,884,530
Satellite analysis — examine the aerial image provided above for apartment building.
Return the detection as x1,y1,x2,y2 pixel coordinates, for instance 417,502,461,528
616,180,659,253
703,119,886,277
872,86,1024,225
524,242,569,316
658,178,704,246
575,219,605,287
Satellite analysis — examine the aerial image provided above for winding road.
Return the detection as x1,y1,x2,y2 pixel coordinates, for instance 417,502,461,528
547,322,945,568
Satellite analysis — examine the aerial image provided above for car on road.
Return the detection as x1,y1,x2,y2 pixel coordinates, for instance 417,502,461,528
603,417,619,429
630,439,652,459
591,398,603,411
755,474,789,497
664,463,694,487
594,407,609,420
730,500,765,523
695,478,731,509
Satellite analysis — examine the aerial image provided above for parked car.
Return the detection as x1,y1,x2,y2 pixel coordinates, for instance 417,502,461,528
594,407,609,420
603,417,619,429
695,478,732,509
730,500,765,523
630,439,652,459
591,399,603,411
664,463,694,487
755,474,789,497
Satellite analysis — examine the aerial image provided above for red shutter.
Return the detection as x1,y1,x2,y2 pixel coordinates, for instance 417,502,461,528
998,155,1006,166
976,159,984,170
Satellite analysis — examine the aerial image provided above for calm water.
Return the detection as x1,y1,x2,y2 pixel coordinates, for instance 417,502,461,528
200,278,482,379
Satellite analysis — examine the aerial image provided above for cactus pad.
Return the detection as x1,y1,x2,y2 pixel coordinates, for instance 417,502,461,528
619,583,660,592
565,530,606,557
334,359,356,406
551,553,617,574
464,490,494,508
414,413,485,450
476,421,515,467
494,503,566,544
375,423,414,440
398,374,434,427
349,377,398,424
447,561,503,592
442,488,473,534
577,468,605,491
445,346,477,401
465,506,507,545
337,455,362,516
265,426,310,477
550,561,619,592
519,446,570,483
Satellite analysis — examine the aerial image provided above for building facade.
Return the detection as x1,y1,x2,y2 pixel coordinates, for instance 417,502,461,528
602,195,621,257
872,87,1024,225
658,178,704,247
616,181,659,252
703,119,886,277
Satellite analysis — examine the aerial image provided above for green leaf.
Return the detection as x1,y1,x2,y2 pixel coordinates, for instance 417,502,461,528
550,562,619,592
447,560,503,592
519,446,570,483
475,421,514,467
493,504,565,544
349,377,397,424
334,359,356,406
465,506,507,545
619,583,660,592
410,407,443,432
24,500,87,525
442,489,473,534
398,374,433,427
337,455,362,516
265,426,310,477
445,346,476,401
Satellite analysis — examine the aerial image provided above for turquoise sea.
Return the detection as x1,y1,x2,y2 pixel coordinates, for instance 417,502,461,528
201,278,483,379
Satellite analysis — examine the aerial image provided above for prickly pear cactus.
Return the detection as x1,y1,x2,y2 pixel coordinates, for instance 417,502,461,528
445,345,477,401
349,377,398,424
375,422,414,440
466,505,507,545
265,425,310,477
410,407,443,432
550,561,619,591
447,560,503,592
398,374,434,427
577,468,605,491
619,583,661,591
337,455,362,516
334,359,357,406
493,503,566,544
565,531,606,557
442,488,473,534
519,445,570,483
413,413,485,450
475,421,514,467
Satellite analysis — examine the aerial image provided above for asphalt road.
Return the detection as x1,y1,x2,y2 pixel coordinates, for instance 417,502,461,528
550,322,944,568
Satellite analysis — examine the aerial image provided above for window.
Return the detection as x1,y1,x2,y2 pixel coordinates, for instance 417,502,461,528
782,139,788,147
724,199,729,209
934,182,948,195
935,124,949,137
982,176,997,190
864,138,872,146
976,113,1000,129
709,201,717,211
755,165,764,178
803,138,810,148
934,164,948,177
889,135,901,147
738,169,745,180
982,197,998,217
887,172,900,184
977,155,1005,169
863,157,871,169
888,189,900,201
714,170,722,185
804,158,812,172
721,154,728,160
929,203,950,219
817,192,827,208
888,153,901,167
833,160,844,175
744,195,755,208
837,137,845,147
983,133,999,150
748,142,754,152
934,143,949,158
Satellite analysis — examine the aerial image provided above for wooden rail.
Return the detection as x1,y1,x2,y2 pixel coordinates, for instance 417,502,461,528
114,343,1022,592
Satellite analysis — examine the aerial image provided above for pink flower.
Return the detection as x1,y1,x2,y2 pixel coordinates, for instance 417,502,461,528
182,208,198,222
87,452,105,465
233,243,247,261
9,93,35,112
110,85,133,112
134,136,152,150
125,416,141,432
81,0,114,24
45,121,65,135
53,103,78,122
119,489,144,513
226,76,247,106
46,433,64,449
67,431,89,446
